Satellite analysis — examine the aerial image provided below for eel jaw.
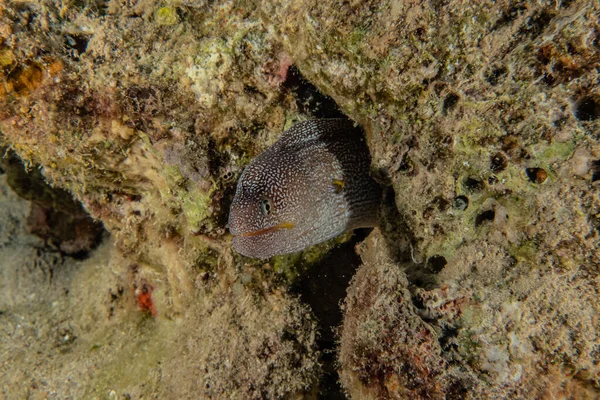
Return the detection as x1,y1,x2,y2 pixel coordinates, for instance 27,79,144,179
240,222,296,237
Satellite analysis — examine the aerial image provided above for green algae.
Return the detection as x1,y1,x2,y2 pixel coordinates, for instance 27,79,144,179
155,6,179,26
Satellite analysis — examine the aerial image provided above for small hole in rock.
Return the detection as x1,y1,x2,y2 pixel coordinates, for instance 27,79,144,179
411,293,425,309
464,177,484,193
591,160,600,182
542,73,557,86
442,93,460,114
552,115,569,128
430,196,450,212
475,210,495,226
523,10,553,39
485,66,507,86
432,81,446,96
573,95,600,121
422,206,435,219
426,255,447,274
488,175,498,185
525,167,548,184
439,326,459,350
396,154,415,174
453,195,469,211
490,152,508,173
65,34,90,59
243,85,260,95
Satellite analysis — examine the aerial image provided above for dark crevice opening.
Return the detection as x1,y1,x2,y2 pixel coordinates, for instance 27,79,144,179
281,67,366,398
475,209,496,226
290,170,416,399
291,230,368,400
464,177,484,193
65,34,90,60
1,151,106,259
278,66,424,397
591,160,600,183
485,66,507,86
573,95,600,122
490,152,508,173
442,93,460,114
281,66,347,119
426,255,447,274
453,195,469,211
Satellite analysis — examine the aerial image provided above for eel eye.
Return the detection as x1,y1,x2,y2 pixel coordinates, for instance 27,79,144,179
260,199,272,216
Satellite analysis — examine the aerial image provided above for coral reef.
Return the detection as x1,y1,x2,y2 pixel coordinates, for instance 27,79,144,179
0,0,599,397
0,171,319,399
338,248,451,399
2,151,105,256
339,231,599,399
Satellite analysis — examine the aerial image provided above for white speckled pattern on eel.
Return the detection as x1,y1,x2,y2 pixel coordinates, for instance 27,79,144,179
228,119,381,259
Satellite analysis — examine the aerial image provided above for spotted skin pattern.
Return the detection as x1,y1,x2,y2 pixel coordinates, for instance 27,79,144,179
228,119,381,259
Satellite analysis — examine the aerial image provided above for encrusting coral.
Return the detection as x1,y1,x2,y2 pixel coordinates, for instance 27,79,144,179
339,230,599,399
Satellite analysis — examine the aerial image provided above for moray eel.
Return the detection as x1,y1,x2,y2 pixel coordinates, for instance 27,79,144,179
228,119,381,259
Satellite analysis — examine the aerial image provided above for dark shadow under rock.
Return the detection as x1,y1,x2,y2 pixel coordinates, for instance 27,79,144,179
282,66,347,119
292,229,370,399
2,151,105,258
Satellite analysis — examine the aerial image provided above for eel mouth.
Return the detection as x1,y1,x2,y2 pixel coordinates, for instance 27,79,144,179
240,222,296,237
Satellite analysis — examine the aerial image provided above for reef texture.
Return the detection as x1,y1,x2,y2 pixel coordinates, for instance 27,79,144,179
0,0,599,398
0,169,319,399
